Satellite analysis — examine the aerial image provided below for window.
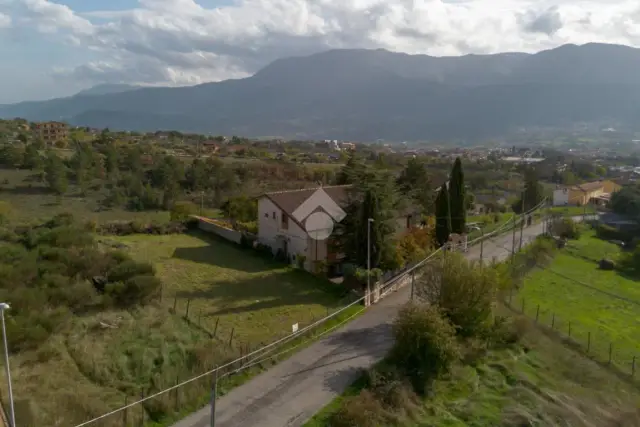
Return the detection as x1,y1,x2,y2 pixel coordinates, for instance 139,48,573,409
264,213,269,218
272,212,276,219
281,214,289,230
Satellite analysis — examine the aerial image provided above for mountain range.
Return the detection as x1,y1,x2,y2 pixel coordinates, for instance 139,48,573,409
2,43,640,141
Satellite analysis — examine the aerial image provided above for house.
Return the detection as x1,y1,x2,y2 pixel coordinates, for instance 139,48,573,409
552,180,621,207
257,185,419,275
33,121,68,144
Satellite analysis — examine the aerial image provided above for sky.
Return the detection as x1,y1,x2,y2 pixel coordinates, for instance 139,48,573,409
0,0,639,104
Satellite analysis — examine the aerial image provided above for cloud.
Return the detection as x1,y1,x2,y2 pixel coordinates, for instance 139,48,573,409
0,12,10,28
3,0,640,93
519,6,563,35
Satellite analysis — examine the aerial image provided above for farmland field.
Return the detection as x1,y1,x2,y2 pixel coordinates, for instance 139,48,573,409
518,230,640,370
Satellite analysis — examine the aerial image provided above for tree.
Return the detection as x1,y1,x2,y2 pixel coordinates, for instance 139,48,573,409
448,158,466,234
397,157,433,214
336,152,366,185
22,144,42,170
610,185,640,219
512,167,545,214
44,153,68,195
435,185,451,247
337,171,398,270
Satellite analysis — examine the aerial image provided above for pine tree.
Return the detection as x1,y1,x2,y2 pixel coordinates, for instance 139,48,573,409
448,157,466,234
435,185,451,247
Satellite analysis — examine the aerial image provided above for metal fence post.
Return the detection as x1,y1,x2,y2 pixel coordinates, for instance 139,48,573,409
175,375,179,410
214,318,219,337
551,313,555,329
521,298,525,314
633,356,636,377
535,305,539,322
185,299,191,318
608,343,613,365
139,390,145,427
568,321,571,338
123,396,128,427
229,327,235,347
587,332,591,354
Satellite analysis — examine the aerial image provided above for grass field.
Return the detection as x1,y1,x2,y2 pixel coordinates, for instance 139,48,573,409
0,231,357,426
0,168,171,224
108,232,352,347
305,311,640,427
518,230,640,372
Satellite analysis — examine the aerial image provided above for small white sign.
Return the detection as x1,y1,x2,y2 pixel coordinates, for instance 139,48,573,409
292,323,299,334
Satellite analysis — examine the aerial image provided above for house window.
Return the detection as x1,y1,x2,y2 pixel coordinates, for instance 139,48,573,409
264,213,269,218
281,214,289,230
406,215,412,230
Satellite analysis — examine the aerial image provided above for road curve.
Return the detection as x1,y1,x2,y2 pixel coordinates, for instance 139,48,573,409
171,221,549,427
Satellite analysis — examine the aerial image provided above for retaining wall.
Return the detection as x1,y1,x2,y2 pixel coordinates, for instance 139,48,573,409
197,218,242,244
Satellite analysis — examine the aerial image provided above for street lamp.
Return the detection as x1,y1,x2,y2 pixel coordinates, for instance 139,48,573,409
470,225,484,264
0,303,15,427
367,218,374,306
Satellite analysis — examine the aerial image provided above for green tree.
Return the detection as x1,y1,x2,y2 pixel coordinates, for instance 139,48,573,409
336,152,366,185
448,157,466,234
435,185,451,247
44,153,68,195
512,167,545,214
397,157,433,214
22,144,42,170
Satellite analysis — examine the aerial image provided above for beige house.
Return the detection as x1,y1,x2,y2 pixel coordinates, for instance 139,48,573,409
552,180,621,207
34,121,68,144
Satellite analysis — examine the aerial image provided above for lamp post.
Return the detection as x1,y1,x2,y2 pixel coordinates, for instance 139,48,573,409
367,218,374,306
0,303,15,427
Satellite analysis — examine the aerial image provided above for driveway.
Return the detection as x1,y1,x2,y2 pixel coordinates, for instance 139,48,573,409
172,221,548,427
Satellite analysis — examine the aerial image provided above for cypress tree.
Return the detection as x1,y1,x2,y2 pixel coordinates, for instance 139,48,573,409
435,185,451,247
448,157,466,234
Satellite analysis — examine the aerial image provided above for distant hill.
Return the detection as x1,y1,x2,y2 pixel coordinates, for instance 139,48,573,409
75,84,141,97
1,43,640,141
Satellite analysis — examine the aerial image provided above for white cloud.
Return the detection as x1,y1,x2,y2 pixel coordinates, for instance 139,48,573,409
3,0,640,92
0,12,10,28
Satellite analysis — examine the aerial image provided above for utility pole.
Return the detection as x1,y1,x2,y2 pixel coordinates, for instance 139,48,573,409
367,218,374,307
200,191,205,216
210,367,218,427
0,303,15,427
511,214,517,263
519,196,525,252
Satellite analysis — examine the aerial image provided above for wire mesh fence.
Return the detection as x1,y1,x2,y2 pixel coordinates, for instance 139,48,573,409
506,294,639,380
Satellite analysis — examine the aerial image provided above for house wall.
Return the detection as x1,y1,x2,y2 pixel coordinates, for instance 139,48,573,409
257,197,310,269
603,180,622,194
553,188,570,206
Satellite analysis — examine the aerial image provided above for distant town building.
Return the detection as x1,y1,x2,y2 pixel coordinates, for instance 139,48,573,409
34,121,68,144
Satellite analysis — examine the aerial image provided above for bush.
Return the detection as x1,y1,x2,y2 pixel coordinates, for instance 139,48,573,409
551,217,581,239
106,275,162,307
417,253,509,337
107,260,155,283
599,258,616,271
330,390,389,427
596,224,625,242
170,201,198,222
391,304,460,393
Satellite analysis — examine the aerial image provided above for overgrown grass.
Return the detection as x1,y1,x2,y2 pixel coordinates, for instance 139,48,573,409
519,230,640,373
0,169,171,224
0,229,356,426
305,313,640,427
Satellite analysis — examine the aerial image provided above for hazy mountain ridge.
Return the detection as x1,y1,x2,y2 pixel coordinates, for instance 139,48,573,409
1,43,640,140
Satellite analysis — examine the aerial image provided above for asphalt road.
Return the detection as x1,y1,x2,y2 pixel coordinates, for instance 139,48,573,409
171,221,549,427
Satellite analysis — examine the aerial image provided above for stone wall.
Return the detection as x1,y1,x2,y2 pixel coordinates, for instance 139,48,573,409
197,218,242,244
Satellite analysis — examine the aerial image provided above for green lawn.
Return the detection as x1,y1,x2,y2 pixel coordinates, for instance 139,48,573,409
518,231,640,371
108,231,353,352
306,313,640,427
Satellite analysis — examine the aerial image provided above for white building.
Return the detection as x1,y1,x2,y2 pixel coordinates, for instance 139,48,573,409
257,185,351,275
257,185,419,275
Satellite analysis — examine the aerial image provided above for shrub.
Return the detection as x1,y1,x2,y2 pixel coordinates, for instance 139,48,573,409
551,218,581,239
106,275,162,307
107,260,155,283
599,258,616,271
330,390,388,427
596,223,625,242
170,201,198,222
391,304,460,394
416,253,509,337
